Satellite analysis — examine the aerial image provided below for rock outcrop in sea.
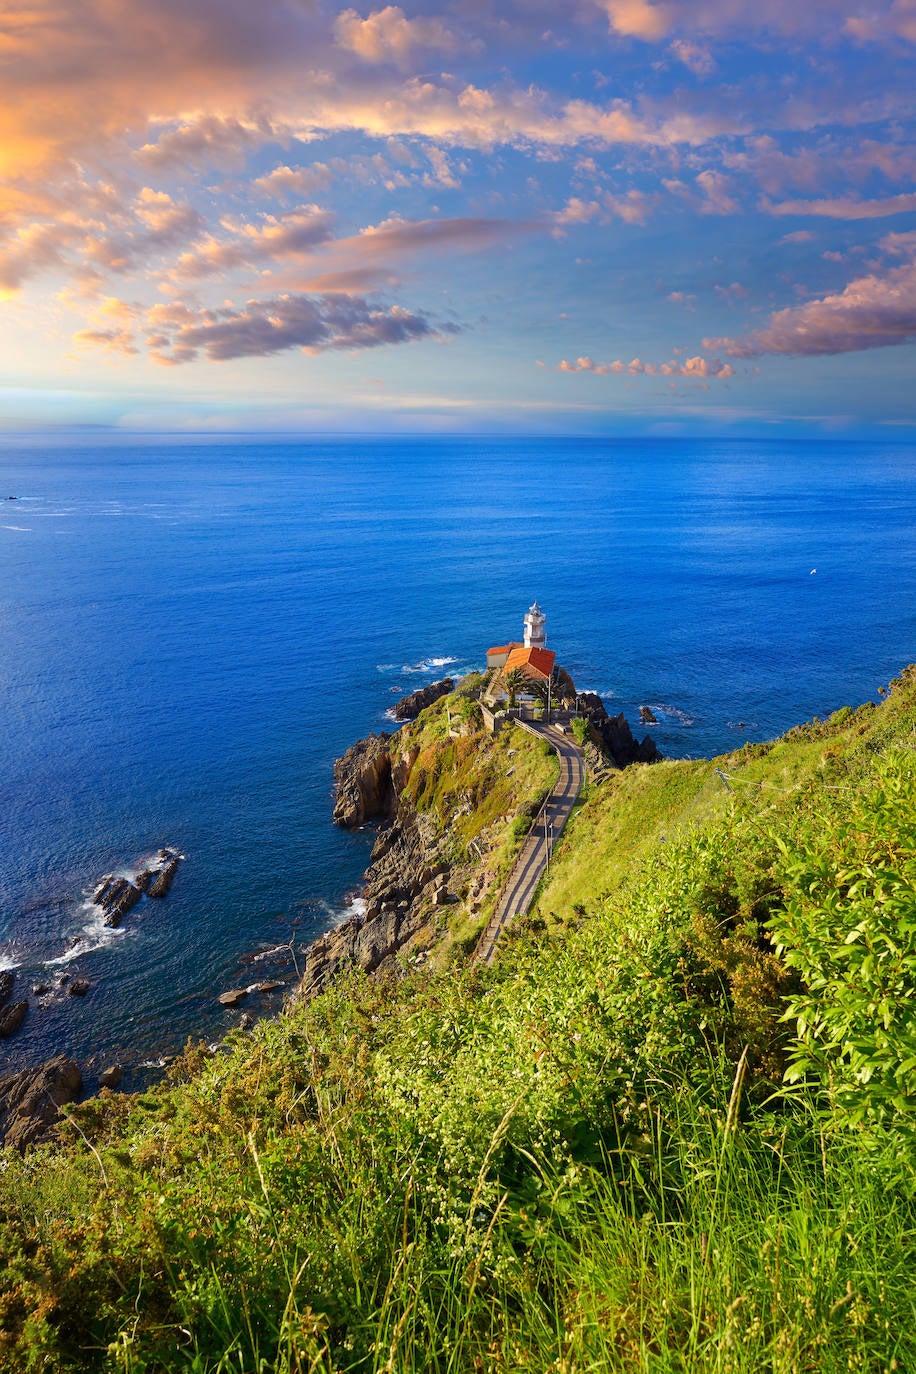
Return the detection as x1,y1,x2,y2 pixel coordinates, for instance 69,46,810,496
577,693,661,767
91,847,182,927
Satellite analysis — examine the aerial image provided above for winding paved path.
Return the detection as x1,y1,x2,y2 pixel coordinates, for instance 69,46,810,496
473,721,585,965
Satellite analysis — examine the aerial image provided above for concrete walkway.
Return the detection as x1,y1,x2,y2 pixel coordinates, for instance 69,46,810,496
473,721,585,965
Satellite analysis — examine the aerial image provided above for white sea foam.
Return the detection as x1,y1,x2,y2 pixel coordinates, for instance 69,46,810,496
401,655,460,675
648,704,697,726
0,954,21,972
248,943,291,964
2,525,31,532
336,896,366,925
45,901,129,965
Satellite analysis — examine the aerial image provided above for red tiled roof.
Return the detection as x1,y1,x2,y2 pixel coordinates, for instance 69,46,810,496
503,646,556,681
486,642,522,656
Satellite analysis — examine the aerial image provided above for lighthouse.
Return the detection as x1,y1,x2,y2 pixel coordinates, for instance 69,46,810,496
523,601,546,650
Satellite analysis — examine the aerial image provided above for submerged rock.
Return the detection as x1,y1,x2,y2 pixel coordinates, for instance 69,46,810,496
0,1056,82,1150
639,705,658,724
68,978,90,997
0,1000,28,1038
218,989,248,1007
0,970,13,1009
99,1065,122,1090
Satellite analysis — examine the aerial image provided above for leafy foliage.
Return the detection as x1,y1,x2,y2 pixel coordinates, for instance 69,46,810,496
771,750,916,1137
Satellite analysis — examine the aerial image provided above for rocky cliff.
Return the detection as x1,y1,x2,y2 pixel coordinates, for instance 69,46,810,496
577,692,661,767
392,678,454,721
332,733,398,828
0,1056,82,1150
302,757,449,998
307,683,660,1003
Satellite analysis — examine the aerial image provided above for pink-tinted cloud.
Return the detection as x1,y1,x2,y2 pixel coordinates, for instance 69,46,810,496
171,206,335,280
845,1,916,43
668,39,715,75
254,165,336,200
706,235,916,355
596,0,911,43
334,6,459,62
140,292,457,363
558,352,734,377
765,191,916,219
696,169,738,214
137,115,293,171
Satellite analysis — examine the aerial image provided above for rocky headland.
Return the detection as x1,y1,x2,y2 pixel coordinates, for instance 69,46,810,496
392,677,455,721
302,674,660,1004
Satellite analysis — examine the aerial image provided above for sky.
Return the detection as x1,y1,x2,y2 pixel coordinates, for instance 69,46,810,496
2,0,916,435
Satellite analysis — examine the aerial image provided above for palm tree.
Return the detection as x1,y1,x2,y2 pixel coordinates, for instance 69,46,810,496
504,667,527,710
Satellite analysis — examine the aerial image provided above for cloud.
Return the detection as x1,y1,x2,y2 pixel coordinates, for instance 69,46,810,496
141,292,457,363
696,169,738,214
558,352,734,377
330,214,527,264
595,0,908,44
137,115,292,171
553,189,654,227
706,234,916,355
845,1,916,43
765,191,916,219
552,197,602,226
668,39,715,75
254,165,336,200
779,230,815,243
171,206,335,280
599,0,670,39
334,6,459,62
72,296,140,355
0,221,83,291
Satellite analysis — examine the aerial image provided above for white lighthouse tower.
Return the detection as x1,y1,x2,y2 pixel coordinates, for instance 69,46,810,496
523,601,547,649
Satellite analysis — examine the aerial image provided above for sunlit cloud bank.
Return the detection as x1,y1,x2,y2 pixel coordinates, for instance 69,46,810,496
0,0,915,428
708,233,916,356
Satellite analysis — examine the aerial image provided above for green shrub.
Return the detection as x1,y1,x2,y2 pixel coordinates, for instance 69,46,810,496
770,750,916,1140
571,717,590,747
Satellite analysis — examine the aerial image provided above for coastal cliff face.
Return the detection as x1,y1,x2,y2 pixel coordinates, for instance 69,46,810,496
577,692,661,768
0,1056,82,1150
332,733,397,828
302,754,450,998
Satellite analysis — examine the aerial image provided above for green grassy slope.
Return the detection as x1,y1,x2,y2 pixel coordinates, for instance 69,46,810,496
2,675,916,1372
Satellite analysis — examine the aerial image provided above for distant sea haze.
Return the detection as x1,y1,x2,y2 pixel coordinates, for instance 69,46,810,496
1,434,914,1078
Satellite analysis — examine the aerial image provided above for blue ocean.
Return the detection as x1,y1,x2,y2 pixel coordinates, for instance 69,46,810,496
1,435,915,1082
